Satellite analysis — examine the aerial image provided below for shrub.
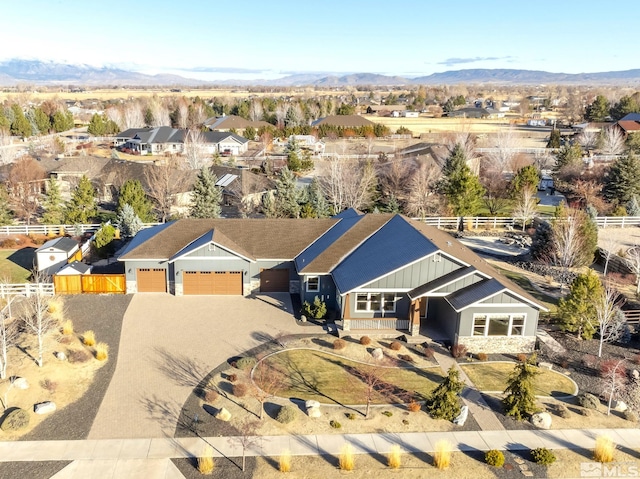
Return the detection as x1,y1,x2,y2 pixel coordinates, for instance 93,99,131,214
333,339,347,350
531,447,556,465
517,353,528,362
390,341,402,351
623,410,638,422
204,390,219,403
594,436,615,463
330,420,341,429
67,349,91,363
578,393,600,410
228,373,238,382
0,238,18,248
235,357,256,370
95,342,109,361
0,408,30,432
555,403,571,419
451,344,468,359
232,383,249,397
301,296,327,319
40,379,58,393
197,445,215,475
279,450,292,473
82,330,96,347
47,298,65,321
388,444,402,469
433,440,451,470
275,405,297,424
346,413,356,420
382,410,393,417
424,347,435,359
61,320,73,335
408,401,421,413
339,444,355,471
485,449,505,467
477,352,488,361
398,354,414,363
580,408,592,417
359,336,372,346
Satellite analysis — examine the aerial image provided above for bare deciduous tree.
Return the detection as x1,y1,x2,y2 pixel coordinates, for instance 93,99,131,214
145,159,192,222
594,283,624,357
481,167,509,216
576,129,599,150
484,127,522,173
250,360,287,420
21,273,56,368
183,129,210,170
600,237,618,276
600,359,627,415
512,187,538,231
601,126,626,156
378,157,414,203
7,157,46,224
319,156,377,212
349,363,395,418
405,161,441,218
0,294,19,380
625,245,640,295
105,106,124,131
230,417,260,472
123,103,145,129
248,100,264,122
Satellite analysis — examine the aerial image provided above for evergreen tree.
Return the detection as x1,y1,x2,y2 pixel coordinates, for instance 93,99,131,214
610,94,640,121
10,104,31,138
273,167,301,218
546,128,561,148
0,184,13,226
115,203,142,237
510,165,540,197
553,143,583,172
285,137,303,171
190,167,222,218
585,95,611,122
627,195,640,216
385,194,401,213
262,190,277,218
441,144,485,216
65,176,97,224
557,270,603,339
52,110,74,133
604,153,640,204
425,366,465,421
93,223,117,258
503,354,540,421
88,113,120,136
41,178,65,224
33,107,51,135
117,179,154,222
307,178,330,218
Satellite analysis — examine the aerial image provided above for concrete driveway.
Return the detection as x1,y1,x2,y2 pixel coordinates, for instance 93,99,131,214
88,293,325,439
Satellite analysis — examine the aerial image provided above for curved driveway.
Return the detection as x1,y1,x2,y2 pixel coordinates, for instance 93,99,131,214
88,293,324,439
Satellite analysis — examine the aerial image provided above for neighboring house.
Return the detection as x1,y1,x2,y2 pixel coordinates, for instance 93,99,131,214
615,120,640,136
48,157,110,200
118,210,546,353
114,127,249,156
619,113,640,122
403,111,419,118
366,105,407,115
211,165,275,218
311,115,376,128
203,115,272,135
35,237,80,273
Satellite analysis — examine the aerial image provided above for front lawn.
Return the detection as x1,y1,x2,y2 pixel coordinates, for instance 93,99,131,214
258,349,443,405
460,362,577,397
0,250,32,283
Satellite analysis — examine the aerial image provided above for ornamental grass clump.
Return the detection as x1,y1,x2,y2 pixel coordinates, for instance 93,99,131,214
594,435,615,463
95,342,109,361
339,444,355,471
433,440,451,470
387,445,402,469
279,449,292,473
197,445,215,475
82,330,96,347
61,320,74,335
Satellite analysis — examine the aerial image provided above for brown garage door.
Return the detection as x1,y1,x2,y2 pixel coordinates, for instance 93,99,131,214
137,268,166,293
260,268,289,292
183,271,242,295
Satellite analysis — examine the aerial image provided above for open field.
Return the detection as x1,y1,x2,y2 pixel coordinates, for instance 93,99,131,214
363,115,520,134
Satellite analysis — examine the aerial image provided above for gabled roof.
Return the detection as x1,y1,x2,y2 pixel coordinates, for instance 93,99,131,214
202,130,249,145
115,127,248,145
210,165,273,197
168,228,255,262
312,115,375,128
407,266,477,300
36,237,79,254
445,278,506,312
331,215,439,293
617,120,640,133
57,261,91,275
620,113,640,122
203,115,271,131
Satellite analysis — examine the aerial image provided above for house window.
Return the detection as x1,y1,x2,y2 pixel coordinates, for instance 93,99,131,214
307,276,320,292
355,292,396,313
472,313,527,336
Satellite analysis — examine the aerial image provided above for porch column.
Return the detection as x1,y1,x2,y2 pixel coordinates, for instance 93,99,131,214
343,293,351,331
409,298,421,336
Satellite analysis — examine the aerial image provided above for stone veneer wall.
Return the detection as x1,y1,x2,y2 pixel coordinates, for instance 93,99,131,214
457,335,536,354
126,281,137,294
249,279,260,295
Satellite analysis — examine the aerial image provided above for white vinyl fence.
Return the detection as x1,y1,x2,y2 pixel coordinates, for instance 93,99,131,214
0,223,161,236
0,283,54,298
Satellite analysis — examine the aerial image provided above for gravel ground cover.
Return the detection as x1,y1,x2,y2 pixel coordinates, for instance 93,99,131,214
0,461,71,479
19,294,132,441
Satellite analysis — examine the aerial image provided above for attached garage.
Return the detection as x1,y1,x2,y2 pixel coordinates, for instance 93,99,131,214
183,271,242,295
260,268,290,292
137,268,167,293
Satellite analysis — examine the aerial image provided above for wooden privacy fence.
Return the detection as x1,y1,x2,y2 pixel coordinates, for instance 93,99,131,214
53,274,126,295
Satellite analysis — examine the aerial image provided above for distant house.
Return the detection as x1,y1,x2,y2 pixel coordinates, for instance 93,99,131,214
446,108,504,119
287,135,325,153
35,237,80,274
312,115,376,128
403,111,419,118
615,120,640,136
211,165,275,217
366,105,407,115
48,157,110,200
203,115,272,136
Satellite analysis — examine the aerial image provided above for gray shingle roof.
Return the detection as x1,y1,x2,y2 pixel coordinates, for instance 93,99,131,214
445,278,506,311
36,237,79,254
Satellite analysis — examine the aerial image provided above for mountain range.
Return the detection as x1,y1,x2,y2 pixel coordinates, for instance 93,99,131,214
1,59,640,87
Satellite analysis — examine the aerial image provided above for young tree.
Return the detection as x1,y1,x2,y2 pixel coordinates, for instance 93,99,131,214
21,274,56,368
425,366,465,421
512,186,538,231
600,237,617,276
557,270,603,339
601,126,626,156
0,185,13,226
549,204,597,274
231,417,260,472
441,144,485,217
41,178,65,224
502,355,539,421
251,361,287,420
624,244,640,295
510,165,540,197
65,176,97,224
604,153,640,204
0,294,18,380
115,203,143,238
351,364,394,418
600,359,627,416
594,283,624,357
190,167,221,218
117,179,154,222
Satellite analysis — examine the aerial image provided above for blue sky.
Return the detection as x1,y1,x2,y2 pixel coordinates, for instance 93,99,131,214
1,0,637,80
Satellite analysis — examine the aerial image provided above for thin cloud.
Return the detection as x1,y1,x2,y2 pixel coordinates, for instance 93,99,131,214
437,56,514,66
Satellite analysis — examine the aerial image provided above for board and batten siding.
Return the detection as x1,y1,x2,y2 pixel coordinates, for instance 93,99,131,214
431,273,484,294
479,291,525,304
184,243,240,258
361,253,463,290
301,275,338,311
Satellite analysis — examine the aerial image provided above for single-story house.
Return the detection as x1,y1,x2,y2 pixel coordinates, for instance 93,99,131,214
203,115,272,136
311,115,376,128
35,237,80,273
114,127,249,156
118,210,546,353
211,165,275,217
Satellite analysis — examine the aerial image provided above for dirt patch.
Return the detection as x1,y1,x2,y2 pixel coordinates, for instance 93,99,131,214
172,456,257,479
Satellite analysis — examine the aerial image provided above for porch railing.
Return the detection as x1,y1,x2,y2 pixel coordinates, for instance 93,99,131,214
348,318,410,330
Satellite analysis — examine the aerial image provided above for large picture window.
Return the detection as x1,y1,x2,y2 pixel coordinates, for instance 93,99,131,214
355,293,396,313
472,314,526,337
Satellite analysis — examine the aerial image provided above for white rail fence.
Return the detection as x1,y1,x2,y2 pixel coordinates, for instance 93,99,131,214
0,223,161,236
0,283,54,298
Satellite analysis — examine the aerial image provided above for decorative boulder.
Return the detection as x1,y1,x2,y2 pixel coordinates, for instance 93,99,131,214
371,348,384,361
632,369,640,380
215,408,232,422
34,401,57,415
300,315,307,323
538,362,553,370
453,405,469,426
613,400,628,412
531,412,552,429
11,377,29,390
305,400,322,418
0,408,30,432
55,351,67,361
